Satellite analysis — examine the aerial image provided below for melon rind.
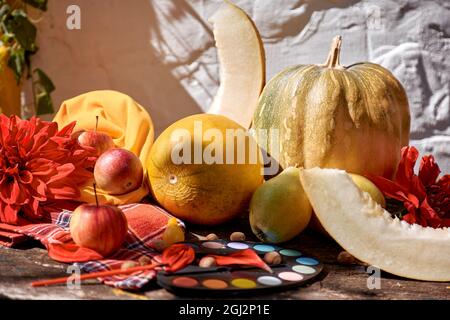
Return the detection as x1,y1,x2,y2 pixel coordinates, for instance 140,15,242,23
300,168,450,282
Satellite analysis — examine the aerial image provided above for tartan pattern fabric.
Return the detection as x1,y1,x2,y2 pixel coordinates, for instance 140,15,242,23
0,203,181,290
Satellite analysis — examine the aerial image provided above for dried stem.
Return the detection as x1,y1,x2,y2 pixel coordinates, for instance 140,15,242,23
93,183,99,208
322,35,343,69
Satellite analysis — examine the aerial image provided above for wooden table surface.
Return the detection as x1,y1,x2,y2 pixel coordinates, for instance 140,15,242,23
1,218,449,300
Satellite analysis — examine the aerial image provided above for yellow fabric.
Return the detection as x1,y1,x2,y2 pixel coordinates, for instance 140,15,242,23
53,90,154,205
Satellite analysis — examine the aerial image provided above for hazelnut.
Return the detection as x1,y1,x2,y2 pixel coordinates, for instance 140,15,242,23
264,251,282,265
230,232,246,242
337,251,357,265
206,233,219,241
121,261,138,270
138,256,153,266
199,257,217,268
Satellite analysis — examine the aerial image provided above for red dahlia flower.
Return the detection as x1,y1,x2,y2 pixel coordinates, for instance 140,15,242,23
368,146,450,228
0,115,97,225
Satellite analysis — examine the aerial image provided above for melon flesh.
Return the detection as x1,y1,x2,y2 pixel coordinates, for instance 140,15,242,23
300,168,450,282
208,0,265,129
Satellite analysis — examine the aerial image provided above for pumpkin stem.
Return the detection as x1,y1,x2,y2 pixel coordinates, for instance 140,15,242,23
323,35,343,69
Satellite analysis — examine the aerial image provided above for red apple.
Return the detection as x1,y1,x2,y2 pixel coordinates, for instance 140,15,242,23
71,130,85,141
94,148,144,195
77,116,115,156
78,131,115,156
70,203,128,257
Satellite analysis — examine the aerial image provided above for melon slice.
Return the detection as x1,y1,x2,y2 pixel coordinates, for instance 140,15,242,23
208,0,265,129
299,168,450,282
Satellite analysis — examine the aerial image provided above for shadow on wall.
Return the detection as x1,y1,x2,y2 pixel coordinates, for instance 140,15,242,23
35,0,209,135
252,0,361,42
35,0,381,136
142,0,213,134
147,0,218,122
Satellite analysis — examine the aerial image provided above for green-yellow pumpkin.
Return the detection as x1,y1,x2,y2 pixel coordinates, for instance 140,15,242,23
252,36,410,178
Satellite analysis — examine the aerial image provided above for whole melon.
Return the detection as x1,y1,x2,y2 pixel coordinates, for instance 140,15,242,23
147,114,264,225
252,36,410,178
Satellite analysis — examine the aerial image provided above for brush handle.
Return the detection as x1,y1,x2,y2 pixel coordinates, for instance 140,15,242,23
31,263,161,288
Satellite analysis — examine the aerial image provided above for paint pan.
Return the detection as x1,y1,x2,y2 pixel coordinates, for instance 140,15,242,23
157,240,323,296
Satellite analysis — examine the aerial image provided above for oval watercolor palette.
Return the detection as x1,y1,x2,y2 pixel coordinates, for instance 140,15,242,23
156,240,323,296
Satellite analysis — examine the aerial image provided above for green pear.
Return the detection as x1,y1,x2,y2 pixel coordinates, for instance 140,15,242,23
249,167,312,243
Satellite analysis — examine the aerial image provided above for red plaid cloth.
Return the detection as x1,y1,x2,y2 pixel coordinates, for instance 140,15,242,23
0,203,184,290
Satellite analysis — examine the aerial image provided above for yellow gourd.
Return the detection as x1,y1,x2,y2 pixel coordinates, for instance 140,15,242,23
162,218,185,247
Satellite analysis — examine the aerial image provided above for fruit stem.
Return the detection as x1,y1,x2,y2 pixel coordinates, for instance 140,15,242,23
93,182,99,208
322,35,343,69
95,116,99,133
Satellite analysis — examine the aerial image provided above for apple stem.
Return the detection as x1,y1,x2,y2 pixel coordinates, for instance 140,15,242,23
93,182,99,208
95,116,99,133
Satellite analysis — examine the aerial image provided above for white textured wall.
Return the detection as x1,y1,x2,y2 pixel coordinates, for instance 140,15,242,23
34,0,450,173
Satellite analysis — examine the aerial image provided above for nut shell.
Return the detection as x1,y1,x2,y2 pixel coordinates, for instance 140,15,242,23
206,233,219,241
264,251,282,265
199,257,217,268
230,232,246,241
337,251,358,265
138,256,152,266
121,261,138,270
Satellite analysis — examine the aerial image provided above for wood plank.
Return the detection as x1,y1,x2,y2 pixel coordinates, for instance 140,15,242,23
1,218,449,300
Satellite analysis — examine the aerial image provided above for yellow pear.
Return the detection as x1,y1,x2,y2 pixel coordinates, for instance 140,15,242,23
349,173,385,207
250,167,312,243
208,0,265,129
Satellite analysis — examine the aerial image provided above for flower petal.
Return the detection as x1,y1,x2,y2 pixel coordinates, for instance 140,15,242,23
46,163,75,185
366,175,410,202
57,121,77,137
419,155,441,187
395,146,418,189
162,244,195,272
0,116,96,225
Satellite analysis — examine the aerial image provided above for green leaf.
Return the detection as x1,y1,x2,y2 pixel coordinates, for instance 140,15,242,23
35,91,53,115
34,68,55,92
34,68,55,115
1,32,15,45
23,0,47,11
4,10,37,52
7,46,25,82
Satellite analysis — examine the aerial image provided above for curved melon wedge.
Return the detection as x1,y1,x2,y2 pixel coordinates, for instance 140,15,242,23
299,167,450,282
208,0,265,129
